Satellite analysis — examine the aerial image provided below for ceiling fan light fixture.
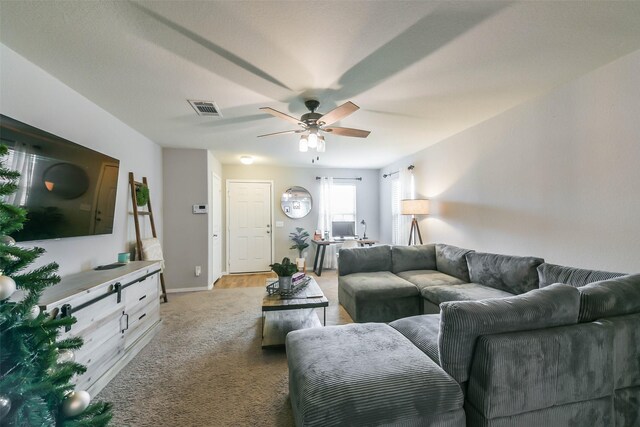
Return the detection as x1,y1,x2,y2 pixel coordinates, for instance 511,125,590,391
308,129,318,148
317,136,326,153
299,136,308,152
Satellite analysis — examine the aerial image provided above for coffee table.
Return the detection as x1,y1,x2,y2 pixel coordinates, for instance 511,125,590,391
261,277,328,349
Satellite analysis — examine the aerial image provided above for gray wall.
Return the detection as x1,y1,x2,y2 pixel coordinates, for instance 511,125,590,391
0,44,163,277
221,165,380,272
163,148,210,291
380,49,640,273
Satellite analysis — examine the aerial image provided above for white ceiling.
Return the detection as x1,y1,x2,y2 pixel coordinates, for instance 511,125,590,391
2,1,640,169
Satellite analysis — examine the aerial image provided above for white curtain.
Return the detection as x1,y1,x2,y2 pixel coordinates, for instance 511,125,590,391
317,177,337,269
398,166,415,246
6,144,35,206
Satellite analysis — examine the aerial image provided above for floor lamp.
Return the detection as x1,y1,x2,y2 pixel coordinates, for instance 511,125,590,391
401,199,430,245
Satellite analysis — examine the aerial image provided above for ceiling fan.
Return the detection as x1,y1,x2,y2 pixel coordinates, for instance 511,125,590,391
258,100,371,152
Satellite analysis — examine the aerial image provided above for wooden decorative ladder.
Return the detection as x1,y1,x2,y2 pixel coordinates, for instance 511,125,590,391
129,172,168,303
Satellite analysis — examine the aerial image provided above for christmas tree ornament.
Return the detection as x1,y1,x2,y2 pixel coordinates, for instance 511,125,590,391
57,349,75,363
0,235,16,246
62,390,91,417
0,395,11,420
27,304,41,320
0,274,16,300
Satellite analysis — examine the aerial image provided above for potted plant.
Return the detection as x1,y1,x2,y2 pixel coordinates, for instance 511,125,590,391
289,227,310,271
136,185,150,207
270,257,299,291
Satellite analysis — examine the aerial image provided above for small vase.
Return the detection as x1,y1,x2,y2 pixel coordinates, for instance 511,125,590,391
296,257,305,271
279,276,292,292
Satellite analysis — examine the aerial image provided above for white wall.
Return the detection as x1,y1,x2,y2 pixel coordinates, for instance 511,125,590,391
380,49,640,273
222,165,380,271
0,44,163,276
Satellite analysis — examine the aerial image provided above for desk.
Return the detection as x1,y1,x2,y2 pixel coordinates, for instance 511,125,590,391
311,239,378,276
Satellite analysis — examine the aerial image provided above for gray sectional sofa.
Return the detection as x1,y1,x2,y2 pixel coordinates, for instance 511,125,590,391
286,243,640,427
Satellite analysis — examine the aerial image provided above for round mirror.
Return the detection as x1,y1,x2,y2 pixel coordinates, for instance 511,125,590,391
281,186,312,219
42,163,90,199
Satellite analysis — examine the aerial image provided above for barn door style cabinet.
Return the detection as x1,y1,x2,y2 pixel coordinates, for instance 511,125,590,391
38,261,162,396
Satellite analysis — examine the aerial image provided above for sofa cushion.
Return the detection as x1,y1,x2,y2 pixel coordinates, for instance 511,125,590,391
538,262,625,288
438,283,580,383
578,274,640,322
338,245,392,276
435,244,474,282
390,314,441,364
421,283,514,306
286,323,465,427
466,251,544,294
339,271,419,300
391,244,437,273
396,270,465,291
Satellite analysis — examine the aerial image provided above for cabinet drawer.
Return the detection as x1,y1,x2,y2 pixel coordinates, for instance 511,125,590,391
125,303,160,349
125,274,159,308
74,332,125,391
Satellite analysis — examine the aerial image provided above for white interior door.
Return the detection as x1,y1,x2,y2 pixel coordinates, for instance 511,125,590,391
92,164,118,234
227,181,272,273
211,173,222,282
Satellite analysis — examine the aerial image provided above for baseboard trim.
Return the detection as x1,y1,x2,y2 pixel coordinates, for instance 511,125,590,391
166,286,211,293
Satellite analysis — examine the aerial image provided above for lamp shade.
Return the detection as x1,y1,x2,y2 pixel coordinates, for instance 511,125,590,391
401,199,430,215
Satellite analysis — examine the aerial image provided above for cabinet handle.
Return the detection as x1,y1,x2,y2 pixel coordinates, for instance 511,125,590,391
139,313,146,321
139,295,147,301
122,313,129,333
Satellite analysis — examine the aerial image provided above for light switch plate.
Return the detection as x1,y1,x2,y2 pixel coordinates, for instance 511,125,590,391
275,221,284,228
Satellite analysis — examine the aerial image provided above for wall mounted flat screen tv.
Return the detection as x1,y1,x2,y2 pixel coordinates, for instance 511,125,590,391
0,114,120,242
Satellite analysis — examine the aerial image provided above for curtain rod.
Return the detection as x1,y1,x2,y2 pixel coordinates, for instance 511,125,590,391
316,176,362,181
383,164,414,178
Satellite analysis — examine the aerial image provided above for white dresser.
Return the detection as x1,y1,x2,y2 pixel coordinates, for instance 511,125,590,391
38,261,162,396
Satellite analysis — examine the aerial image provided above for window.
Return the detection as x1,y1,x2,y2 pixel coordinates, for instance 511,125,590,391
391,177,401,244
330,183,356,222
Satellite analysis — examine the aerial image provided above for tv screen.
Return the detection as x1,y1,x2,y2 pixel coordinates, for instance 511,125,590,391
332,221,356,239
0,114,120,242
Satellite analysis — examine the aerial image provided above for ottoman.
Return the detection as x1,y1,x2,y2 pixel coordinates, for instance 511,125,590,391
286,323,465,427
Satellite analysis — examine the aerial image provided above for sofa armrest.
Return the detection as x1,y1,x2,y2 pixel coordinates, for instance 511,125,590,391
467,321,614,419
337,245,392,276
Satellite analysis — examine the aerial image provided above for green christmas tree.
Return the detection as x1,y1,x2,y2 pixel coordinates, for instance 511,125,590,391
0,145,112,425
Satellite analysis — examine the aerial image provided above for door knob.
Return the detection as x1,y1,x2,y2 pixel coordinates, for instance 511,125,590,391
213,234,218,237
266,224,271,227
266,231,270,234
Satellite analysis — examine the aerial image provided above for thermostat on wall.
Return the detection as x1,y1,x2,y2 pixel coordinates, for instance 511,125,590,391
192,204,208,214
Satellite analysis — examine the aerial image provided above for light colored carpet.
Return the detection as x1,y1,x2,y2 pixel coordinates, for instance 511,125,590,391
97,271,351,426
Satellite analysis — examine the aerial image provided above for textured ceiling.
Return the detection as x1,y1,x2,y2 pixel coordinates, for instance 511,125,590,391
1,1,640,168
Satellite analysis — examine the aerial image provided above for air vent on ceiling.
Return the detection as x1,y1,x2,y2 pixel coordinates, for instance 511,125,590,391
187,100,222,117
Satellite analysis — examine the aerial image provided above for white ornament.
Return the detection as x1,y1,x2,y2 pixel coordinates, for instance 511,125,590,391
0,235,16,246
0,394,10,420
57,349,75,363
62,390,91,417
0,275,16,300
27,305,41,320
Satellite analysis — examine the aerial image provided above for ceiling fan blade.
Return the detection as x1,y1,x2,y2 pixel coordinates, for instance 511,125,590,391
323,127,370,138
257,129,303,138
317,101,359,126
259,107,303,125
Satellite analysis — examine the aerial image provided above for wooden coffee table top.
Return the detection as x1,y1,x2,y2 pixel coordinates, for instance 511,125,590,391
262,277,328,311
